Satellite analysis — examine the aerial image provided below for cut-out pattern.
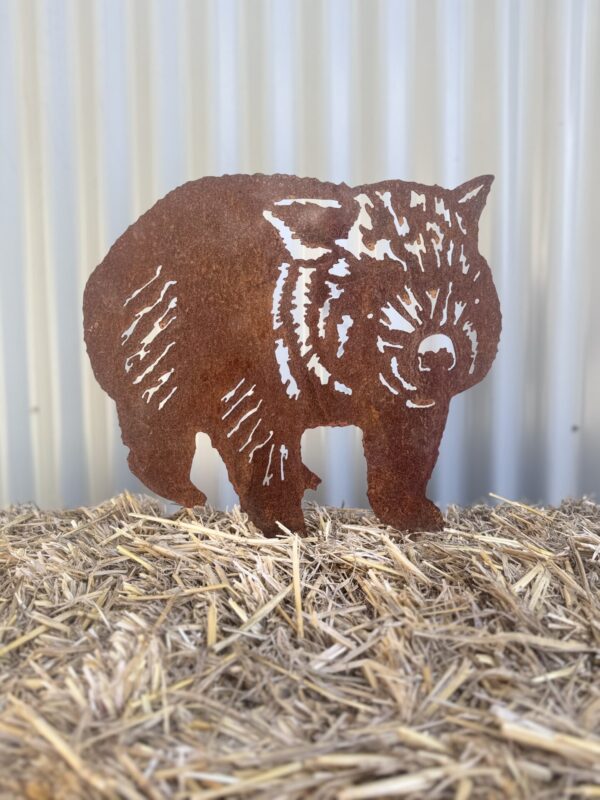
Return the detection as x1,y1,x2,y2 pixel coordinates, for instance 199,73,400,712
84,173,501,535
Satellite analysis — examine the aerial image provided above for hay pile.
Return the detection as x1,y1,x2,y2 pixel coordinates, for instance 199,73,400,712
0,494,599,800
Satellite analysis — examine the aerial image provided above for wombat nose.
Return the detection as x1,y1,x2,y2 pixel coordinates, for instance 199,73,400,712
418,334,456,372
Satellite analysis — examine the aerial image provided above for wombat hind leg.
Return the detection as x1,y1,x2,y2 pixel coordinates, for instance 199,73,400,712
302,463,321,491
125,425,207,508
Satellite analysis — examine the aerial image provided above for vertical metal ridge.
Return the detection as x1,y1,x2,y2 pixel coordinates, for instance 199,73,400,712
38,1,89,506
265,0,296,173
431,0,471,507
491,0,526,501
0,0,32,505
16,0,60,506
382,0,415,179
71,0,113,505
214,0,241,176
296,0,327,180
545,0,588,503
579,0,600,499
0,286,7,503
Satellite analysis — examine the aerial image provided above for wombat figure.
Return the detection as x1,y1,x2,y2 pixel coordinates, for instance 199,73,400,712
84,174,501,535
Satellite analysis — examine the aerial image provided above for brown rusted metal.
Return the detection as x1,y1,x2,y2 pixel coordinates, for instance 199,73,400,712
83,174,501,535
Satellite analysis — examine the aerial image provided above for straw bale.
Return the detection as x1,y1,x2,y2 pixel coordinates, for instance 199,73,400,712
0,493,598,799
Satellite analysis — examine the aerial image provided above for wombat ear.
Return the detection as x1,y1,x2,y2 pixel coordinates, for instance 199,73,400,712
264,198,352,257
453,175,494,227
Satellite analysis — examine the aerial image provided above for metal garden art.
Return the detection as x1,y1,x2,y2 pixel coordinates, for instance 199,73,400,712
84,174,501,535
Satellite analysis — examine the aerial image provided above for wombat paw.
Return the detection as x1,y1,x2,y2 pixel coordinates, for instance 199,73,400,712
246,510,307,538
175,486,207,509
381,497,445,533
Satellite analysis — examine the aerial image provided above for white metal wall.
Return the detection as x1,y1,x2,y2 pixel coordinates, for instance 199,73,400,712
0,0,599,511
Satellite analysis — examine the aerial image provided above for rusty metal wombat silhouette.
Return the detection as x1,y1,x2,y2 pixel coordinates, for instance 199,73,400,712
84,174,501,535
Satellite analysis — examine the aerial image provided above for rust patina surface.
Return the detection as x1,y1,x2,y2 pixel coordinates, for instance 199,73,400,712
84,174,501,535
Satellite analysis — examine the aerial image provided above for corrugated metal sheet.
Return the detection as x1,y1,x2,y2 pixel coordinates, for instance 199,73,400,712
0,0,598,511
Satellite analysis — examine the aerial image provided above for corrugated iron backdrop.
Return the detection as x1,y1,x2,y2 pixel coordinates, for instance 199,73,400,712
0,0,599,511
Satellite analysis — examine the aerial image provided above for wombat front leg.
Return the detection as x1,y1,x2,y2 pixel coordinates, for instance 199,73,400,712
232,433,313,536
212,423,312,536
363,408,446,532
121,416,207,508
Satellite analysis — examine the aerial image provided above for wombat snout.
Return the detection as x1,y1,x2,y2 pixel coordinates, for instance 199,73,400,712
417,334,456,373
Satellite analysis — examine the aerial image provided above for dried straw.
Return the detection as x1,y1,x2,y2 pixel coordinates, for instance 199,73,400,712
0,493,598,799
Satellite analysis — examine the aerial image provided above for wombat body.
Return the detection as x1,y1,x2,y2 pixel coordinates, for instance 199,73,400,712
84,173,501,534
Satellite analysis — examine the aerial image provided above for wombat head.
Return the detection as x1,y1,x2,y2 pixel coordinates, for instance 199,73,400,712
264,175,501,411
358,176,501,409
